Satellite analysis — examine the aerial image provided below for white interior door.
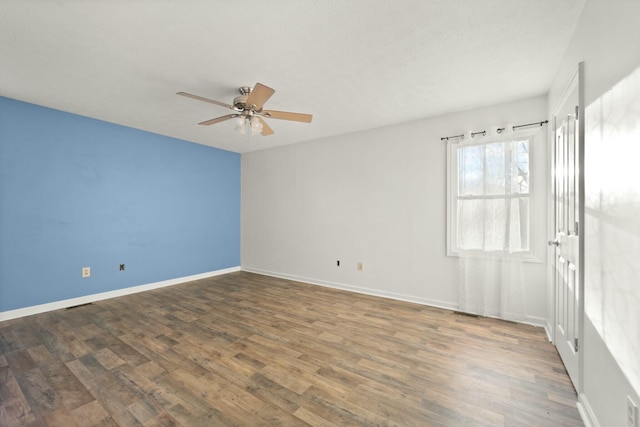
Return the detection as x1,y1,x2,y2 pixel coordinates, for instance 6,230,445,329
550,64,584,391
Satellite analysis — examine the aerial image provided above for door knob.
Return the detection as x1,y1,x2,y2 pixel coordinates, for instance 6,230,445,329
548,239,560,247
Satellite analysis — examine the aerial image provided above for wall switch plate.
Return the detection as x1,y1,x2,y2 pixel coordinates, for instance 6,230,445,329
629,396,638,427
81,267,91,278
357,262,364,271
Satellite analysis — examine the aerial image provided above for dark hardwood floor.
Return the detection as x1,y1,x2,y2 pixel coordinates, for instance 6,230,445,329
0,271,582,426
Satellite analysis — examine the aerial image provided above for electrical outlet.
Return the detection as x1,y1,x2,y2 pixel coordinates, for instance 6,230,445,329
357,262,364,271
628,396,638,427
81,267,91,278
336,260,340,267
119,263,125,271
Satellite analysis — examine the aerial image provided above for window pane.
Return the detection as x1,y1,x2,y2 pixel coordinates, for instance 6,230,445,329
458,145,484,195
483,198,507,250
512,140,529,194
458,196,530,252
485,142,506,195
457,198,484,250
509,196,530,251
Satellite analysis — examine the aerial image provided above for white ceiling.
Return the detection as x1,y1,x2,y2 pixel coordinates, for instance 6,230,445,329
0,0,585,153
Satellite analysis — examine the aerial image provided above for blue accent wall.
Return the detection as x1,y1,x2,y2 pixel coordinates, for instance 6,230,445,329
0,97,240,311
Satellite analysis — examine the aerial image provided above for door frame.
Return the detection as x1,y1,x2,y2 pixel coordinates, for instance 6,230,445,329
548,62,585,393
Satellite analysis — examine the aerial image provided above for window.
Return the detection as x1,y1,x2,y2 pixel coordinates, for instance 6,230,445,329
447,132,536,258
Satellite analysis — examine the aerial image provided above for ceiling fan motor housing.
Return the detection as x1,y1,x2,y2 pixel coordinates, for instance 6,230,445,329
233,95,249,111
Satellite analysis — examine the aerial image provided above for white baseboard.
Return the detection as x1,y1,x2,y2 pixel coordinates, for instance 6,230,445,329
242,266,549,330
523,314,548,329
242,266,458,312
577,393,600,427
0,266,241,322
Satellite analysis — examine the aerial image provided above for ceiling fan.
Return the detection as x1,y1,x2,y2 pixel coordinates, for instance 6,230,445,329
177,83,312,136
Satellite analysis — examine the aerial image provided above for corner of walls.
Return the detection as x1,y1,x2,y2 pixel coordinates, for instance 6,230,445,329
548,0,640,111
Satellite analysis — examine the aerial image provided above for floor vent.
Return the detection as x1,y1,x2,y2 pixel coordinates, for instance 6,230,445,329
65,303,93,310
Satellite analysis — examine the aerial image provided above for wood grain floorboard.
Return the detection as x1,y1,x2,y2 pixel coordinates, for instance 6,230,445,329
0,271,583,426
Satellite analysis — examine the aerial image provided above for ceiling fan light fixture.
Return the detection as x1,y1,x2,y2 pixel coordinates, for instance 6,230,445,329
234,116,247,135
233,115,262,136
250,116,263,135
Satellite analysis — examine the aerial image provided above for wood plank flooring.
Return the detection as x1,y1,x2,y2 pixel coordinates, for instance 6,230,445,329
0,271,583,426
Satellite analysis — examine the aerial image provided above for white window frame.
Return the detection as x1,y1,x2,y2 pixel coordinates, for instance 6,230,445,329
446,129,541,262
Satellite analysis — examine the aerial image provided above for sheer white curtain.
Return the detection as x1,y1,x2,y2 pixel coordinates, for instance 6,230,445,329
454,125,528,321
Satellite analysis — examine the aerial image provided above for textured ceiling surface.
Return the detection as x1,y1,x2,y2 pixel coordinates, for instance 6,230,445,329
0,0,585,153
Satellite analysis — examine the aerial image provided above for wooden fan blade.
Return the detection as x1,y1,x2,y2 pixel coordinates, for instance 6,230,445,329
257,117,274,136
245,83,275,110
177,92,234,109
262,110,313,123
198,114,238,126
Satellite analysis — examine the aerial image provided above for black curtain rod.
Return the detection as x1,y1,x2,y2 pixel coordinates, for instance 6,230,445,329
440,120,548,142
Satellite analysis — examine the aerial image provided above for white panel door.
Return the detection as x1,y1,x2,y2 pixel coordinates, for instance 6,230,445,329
550,65,583,391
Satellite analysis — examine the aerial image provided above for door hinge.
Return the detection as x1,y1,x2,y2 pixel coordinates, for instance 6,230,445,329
575,221,579,235
574,338,579,352
575,105,579,121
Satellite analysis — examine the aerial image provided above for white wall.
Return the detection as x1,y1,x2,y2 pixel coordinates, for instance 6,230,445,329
548,1,640,426
242,95,548,325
